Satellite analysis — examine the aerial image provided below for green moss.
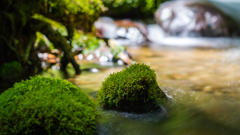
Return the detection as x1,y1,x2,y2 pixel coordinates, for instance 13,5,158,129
102,0,167,18
97,63,167,113
72,32,103,55
35,32,55,51
33,14,103,55
33,14,68,36
46,0,104,16
0,76,98,135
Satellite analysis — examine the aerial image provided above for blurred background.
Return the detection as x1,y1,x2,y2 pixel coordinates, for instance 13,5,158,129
1,0,240,134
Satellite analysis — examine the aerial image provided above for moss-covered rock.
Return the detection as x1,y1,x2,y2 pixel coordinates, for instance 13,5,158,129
0,76,98,135
97,63,168,113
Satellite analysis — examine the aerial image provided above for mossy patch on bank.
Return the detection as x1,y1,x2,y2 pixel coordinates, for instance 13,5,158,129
0,76,98,135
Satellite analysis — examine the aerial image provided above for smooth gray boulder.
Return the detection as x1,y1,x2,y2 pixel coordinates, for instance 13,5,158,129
155,0,240,37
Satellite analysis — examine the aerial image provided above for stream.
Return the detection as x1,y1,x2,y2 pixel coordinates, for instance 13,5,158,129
42,42,240,135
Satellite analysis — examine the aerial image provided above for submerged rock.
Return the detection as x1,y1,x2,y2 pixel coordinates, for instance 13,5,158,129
155,0,240,37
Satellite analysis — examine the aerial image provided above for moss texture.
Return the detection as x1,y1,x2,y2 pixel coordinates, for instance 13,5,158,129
97,63,168,113
0,76,98,135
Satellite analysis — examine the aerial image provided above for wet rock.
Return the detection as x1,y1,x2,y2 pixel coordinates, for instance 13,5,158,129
155,1,240,37
114,20,149,41
74,39,133,66
95,17,118,39
102,86,169,113
94,17,149,44
103,100,162,113
38,52,60,69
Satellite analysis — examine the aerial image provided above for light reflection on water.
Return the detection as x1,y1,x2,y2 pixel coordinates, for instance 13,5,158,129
42,44,240,134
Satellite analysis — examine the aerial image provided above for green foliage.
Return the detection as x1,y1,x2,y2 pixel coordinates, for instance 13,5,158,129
34,14,103,55
35,32,55,51
0,0,104,76
33,14,68,36
102,0,168,18
46,0,104,15
49,0,103,15
33,14,66,51
0,61,22,77
72,32,103,55
110,43,127,59
0,76,98,135
97,63,167,112
103,0,153,11
40,0,104,33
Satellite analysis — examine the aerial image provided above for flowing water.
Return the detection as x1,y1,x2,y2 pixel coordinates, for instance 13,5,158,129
42,44,240,135
38,0,240,134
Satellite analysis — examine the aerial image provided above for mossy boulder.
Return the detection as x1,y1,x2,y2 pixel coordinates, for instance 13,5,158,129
0,76,98,135
97,63,168,113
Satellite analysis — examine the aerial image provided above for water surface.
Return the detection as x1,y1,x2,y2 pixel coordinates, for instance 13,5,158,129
43,44,240,135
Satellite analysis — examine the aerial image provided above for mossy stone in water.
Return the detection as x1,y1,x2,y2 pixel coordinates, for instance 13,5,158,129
0,76,98,135
97,63,168,113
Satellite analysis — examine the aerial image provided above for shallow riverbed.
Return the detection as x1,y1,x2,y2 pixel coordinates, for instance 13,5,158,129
42,44,240,135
